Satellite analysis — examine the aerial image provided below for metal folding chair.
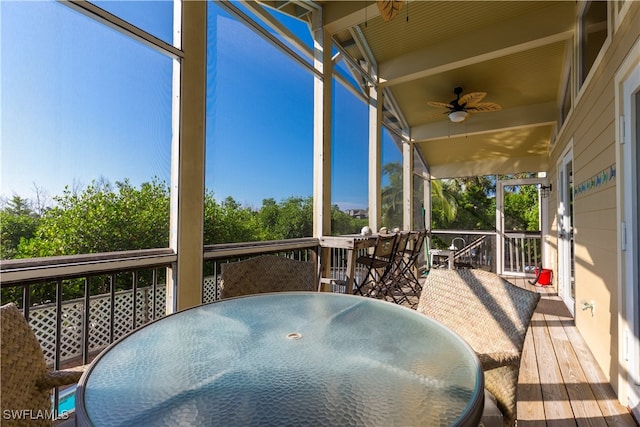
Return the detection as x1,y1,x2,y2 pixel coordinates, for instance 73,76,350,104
387,230,428,307
378,231,413,305
352,233,398,298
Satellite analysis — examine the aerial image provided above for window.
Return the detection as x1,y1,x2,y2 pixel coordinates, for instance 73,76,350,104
579,1,608,86
205,2,314,243
92,0,174,45
1,0,173,258
381,129,403,230
331,79,369,213
560,65,572,125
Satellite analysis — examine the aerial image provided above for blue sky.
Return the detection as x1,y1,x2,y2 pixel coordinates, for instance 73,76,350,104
1,0,401,211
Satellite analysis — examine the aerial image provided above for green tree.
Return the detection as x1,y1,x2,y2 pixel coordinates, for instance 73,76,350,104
270,196,314,239
381,162,403,228
447,176,496,230
331,206,368,235
0,195,40,259
430,179,459,229
17,178,170,257
204,193,261,244
504,184,539,231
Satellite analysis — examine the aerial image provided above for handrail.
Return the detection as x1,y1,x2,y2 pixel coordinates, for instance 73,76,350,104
503,230,542,238
431,229,497,236
1,249,176,286
0,239,321,285
203,237,319,260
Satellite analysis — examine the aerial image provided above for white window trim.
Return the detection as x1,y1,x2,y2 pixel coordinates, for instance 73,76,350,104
615,36,640,413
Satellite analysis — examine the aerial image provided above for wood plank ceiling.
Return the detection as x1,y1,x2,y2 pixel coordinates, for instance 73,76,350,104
265,1,577,178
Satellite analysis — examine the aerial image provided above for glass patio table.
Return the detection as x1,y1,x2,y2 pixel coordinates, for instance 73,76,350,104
76,292,484,426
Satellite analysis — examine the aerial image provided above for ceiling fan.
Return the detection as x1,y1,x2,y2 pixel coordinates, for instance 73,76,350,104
427,87,502,123
377,0,405,22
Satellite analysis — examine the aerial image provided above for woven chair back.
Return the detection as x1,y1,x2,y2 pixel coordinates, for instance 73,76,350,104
1,303,52,426
417,269,540,426
220,255,316,299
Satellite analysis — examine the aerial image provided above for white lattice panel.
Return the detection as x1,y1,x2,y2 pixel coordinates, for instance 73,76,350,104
29,284,168,366
203,276,221,304
29,307,58,365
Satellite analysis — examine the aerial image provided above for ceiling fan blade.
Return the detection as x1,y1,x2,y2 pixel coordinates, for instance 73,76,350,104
377,0,405,22
430,111,450,118
458,92,487,106
427,101,454,110
467,102,502,112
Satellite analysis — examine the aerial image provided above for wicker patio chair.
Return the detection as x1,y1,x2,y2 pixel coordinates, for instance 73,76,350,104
219,255,316,299
1,302,85,427
416,269,540,427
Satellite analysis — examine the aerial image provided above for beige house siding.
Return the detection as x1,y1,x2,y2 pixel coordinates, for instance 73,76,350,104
549,1,640,395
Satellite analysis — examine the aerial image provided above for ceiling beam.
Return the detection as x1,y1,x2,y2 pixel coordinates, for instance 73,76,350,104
321,2,377,33
378,2,575,87
411,102,558,142
428,155,549,179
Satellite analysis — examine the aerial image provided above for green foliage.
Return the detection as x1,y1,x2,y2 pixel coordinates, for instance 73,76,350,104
1,171,541,304
504,184,539,231
447,176,496,230
0,195,40,259
430,179,458,228
16,179,170,257
3,181,367,260
381,162,404,228
332,205,368,236
204,194,262,243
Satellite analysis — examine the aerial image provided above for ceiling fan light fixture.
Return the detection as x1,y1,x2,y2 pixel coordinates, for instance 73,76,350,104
448,110,468,123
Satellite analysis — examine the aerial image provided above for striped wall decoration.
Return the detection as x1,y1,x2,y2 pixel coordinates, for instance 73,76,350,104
574,164,616,196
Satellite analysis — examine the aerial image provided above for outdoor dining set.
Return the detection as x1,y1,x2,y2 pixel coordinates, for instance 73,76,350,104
1,229,541,427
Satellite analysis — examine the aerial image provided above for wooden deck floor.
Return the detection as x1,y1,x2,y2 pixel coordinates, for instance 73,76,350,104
503,276,638,427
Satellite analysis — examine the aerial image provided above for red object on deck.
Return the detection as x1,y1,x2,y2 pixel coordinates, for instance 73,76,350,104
534,267,553,286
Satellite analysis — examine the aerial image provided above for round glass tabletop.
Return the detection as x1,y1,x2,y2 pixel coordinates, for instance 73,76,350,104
76,292,483,426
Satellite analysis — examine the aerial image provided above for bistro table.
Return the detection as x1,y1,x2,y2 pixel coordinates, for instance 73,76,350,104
76,292,484,427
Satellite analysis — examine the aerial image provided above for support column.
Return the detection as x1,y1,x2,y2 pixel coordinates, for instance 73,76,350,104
167,0,206,313
368,84,382,232
424,174,432,231
402,134,413,230
312,17,332,238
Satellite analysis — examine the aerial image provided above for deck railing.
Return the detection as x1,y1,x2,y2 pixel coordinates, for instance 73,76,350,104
202,238,320,302
0,230,541,372
430,230,497,271
1,249,176,367
430,230,541,275
503,231,542,275
1,231,539,415
1,240,321,370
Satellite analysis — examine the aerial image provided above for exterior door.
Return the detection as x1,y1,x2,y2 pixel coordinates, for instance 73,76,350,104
621,60,639,418
558,149,575,315
496,178,546,276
